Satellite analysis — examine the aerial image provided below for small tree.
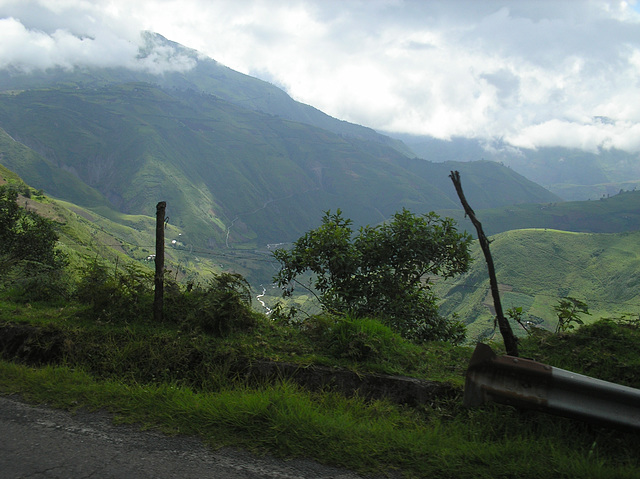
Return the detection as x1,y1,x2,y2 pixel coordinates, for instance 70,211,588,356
554,297,590,333
0,187,63,269
0,187,69,301
273,208,472,343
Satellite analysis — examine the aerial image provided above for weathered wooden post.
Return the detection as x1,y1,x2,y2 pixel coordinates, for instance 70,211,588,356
449,171,519,357
154,201,166,322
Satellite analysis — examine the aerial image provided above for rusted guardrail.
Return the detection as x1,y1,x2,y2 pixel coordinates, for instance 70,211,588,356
464,343,640,430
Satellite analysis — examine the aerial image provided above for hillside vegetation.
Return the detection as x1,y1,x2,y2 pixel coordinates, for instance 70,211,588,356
438,188,640,237
0,83,558,254
1,163,640,477
434,227,640,340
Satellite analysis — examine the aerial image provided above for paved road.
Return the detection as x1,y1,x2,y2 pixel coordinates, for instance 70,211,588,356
0,395,375,479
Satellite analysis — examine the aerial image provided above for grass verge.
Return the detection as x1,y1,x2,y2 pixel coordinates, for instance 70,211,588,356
1,358,639,478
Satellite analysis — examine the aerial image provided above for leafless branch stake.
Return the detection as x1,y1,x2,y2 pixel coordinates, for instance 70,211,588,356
154,201,166,322
449,171,519,356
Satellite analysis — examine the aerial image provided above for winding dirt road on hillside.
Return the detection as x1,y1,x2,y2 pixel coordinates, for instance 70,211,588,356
0,395,377,479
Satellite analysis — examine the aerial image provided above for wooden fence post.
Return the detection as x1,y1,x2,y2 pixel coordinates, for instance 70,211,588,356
154,201,166,322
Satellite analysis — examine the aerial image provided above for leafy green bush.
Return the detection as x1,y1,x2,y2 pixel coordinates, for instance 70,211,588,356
165,273,257,337
301,314,405,363
0,186,65,269
554,296,590,333
273,208,471,343
0,186,69,302
326,316,397,361
75,261,154,321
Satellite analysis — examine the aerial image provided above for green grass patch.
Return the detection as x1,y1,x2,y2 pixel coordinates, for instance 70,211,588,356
0,299,472,387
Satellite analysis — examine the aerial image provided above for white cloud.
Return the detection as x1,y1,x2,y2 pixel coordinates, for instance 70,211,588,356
0,1,195,73
2,0,640,152
507,118,640,152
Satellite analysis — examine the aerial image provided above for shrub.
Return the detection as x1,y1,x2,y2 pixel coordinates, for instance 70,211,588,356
75,261,154,322
0,186,65,269
304,314,403,362
165,273,257,337
2,261,72,303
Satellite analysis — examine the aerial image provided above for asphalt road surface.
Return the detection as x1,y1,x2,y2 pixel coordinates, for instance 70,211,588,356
0,395,380,479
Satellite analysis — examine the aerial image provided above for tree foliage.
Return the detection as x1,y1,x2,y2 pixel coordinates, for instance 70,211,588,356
0,186,68,301
273,209,472,343
0,186,63,269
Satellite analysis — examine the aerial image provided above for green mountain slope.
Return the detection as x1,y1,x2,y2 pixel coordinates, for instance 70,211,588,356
0,125,109,208
433,228,640,341
0,163,230,286
0,83,558,253
0,32,412,157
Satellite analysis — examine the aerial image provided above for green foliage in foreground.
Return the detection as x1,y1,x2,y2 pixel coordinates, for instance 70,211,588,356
0,185,71,303
520,317,640,388
0,300,470,385
274,209,472,344
0,186,64,269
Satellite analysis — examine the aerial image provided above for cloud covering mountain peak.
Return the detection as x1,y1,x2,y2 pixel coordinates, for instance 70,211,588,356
0,14,196,74
3,0,640,153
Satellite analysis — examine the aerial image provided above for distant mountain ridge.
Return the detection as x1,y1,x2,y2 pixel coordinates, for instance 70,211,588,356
437,189,640,238
393,133,640,201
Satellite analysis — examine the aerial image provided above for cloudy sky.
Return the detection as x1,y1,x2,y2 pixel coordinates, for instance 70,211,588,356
2,0,640,153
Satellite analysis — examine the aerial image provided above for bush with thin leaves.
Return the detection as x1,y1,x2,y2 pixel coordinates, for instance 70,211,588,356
75,261,153,322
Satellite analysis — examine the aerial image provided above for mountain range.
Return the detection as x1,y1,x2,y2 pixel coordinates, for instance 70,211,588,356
0,32,558,258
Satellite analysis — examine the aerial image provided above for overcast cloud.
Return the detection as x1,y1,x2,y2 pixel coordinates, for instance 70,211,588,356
1,0,640,152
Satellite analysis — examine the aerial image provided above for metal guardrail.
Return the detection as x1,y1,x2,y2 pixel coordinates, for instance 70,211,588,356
464,343,640,430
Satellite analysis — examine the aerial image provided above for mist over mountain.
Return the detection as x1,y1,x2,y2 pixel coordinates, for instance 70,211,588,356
0,33,559,256
393,133,640,201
